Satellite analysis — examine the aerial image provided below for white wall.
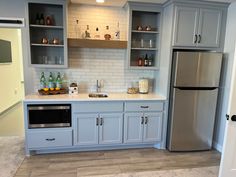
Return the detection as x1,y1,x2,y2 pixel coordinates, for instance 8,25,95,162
213,1,236,151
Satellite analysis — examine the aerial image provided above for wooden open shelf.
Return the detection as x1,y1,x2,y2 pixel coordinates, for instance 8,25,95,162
68,38,127,49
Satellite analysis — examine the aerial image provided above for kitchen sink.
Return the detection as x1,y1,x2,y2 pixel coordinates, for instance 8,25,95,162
88,93,108,98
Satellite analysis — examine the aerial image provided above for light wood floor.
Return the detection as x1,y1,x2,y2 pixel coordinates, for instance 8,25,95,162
14,148,221,177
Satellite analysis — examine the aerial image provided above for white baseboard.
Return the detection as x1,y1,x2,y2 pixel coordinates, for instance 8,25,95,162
213,141,222,152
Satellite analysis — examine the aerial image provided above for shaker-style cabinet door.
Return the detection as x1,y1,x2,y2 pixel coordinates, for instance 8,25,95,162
99,113,123,145
74,114,99,146
143,112,162,143
173,6,199,47
124,113,143,143
197,8,222,48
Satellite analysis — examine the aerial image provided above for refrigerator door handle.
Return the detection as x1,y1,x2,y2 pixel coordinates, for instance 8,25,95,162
174,87,218,90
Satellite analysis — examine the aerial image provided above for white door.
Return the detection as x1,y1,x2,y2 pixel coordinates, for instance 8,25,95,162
99,113,123,145
219,48,236,176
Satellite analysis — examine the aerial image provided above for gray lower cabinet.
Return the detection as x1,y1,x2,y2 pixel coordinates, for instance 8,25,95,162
173,5,225,48
124,112,162,144
74,113,123,146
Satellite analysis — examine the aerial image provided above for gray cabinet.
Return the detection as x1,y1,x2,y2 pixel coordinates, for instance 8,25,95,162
99,113,123,145
124,112,162,144
74,113,123,146
124,101,163,144
127,2,162,70
173,5,223,48
27,0,68,68
75,114,98,146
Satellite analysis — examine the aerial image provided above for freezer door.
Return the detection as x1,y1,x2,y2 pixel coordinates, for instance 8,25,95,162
173,52,222,87
168,88,218,151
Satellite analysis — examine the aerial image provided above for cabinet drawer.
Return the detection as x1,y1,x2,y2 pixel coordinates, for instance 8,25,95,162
125,101,163,112
27,129,72,149
73,102,123,113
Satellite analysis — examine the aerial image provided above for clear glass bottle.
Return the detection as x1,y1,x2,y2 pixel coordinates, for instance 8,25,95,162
48,72,54,89
74,19,80,38
39,72,46,89
56,72,62,89
94,27,100,39
115,22,120,40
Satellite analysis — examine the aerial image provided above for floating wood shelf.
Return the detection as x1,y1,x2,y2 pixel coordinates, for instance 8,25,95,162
68,38,127,49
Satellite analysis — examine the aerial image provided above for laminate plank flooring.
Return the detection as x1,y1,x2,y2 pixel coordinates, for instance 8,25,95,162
14,148,221,177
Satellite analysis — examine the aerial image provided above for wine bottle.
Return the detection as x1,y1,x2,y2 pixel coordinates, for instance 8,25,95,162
48,72,54,90
56,72,62,89
144,54,148,66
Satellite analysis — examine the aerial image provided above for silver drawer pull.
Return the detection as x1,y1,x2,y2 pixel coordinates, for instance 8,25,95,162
141,117,144,124
140,106,149,109
45,138,55,141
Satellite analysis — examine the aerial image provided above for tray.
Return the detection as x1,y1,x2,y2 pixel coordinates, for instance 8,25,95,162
38,88,68,95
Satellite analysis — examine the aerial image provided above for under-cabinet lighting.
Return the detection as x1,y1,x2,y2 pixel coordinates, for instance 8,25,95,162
96,0,105,3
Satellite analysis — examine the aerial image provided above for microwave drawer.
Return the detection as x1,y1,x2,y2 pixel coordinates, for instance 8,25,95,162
27,129,72,149
125,101,164,112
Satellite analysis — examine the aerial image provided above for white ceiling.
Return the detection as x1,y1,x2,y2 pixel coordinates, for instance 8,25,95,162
70,0,235,7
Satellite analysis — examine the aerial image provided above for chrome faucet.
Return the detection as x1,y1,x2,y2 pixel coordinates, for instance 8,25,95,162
96,80,101,93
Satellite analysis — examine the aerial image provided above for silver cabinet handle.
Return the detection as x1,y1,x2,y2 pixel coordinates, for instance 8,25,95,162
100,118,103,126
194,34,198,43
96,117,99,126
198,34,201,43
145,117,148,124
46,138,55,141
141,116,144,124
140,106,149,109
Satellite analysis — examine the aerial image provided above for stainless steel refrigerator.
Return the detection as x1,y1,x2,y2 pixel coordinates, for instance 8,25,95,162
167,51,222,151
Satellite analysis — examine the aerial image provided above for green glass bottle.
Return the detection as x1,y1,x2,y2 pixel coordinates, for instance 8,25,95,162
39,72,46,89
56,72,62,89
48,72,54,89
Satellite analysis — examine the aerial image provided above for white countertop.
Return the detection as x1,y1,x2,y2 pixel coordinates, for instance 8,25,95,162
24,93,166,102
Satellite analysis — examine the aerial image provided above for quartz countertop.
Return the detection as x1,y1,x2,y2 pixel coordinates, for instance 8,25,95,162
24,93,166,102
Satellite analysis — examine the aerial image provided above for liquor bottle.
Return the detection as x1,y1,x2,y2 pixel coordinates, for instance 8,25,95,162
85,25,91,39
104,25,111,40
115,22,120,40
39,13,45,25
138,57,143,66
56,72,62,89
48,72,54,90
39,72,46,89
144,54,148,66
35,13,40,25
148,55,153,66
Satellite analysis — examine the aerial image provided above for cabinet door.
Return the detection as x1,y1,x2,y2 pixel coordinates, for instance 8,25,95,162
124,113,143,143
74,114,98,146
197,8,222,48
99,113,123,145
173,6,199,47
143,112,162,143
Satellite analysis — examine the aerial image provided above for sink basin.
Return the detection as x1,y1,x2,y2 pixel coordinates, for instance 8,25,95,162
88,93,108,98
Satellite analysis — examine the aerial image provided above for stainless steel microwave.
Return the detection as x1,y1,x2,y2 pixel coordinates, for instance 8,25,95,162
27,104,71,128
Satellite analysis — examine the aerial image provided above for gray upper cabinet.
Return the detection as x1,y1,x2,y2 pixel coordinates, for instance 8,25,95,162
26,0,68,68
173,4,225,48
197,8,222,47
173,6,199,47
